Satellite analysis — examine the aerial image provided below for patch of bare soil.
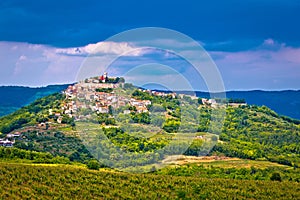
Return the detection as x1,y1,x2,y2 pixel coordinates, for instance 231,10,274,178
162,155,239,165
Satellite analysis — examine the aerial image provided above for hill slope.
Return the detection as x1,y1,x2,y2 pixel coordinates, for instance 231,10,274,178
0,83,299,169
0,83,300,198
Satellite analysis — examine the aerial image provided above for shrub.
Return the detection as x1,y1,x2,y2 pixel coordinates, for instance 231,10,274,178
270,172,282,181
87,159,100,170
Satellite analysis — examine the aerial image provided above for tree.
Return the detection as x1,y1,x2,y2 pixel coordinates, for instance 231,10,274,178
118,77,125,83
87,159,100,170
150,104,165,112
198,98,203,105
108,105,113,115
163,119,180,133
270,172,282,181
211,135,218,142
151,115,165,127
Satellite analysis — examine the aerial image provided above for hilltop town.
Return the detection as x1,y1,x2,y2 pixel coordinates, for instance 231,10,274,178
62,73,247,121
0,72,247,147
62,72,177,121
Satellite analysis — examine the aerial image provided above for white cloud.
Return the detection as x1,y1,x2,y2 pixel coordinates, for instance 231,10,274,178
260,38,286,50
19,55,27,60
0,41,83,86
263,38,275,46
55,41,144,56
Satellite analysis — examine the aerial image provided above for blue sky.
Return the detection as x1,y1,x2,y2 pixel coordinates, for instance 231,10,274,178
0,0,300,90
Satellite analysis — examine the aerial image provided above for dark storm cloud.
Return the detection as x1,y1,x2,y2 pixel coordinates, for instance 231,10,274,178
0,0,299,49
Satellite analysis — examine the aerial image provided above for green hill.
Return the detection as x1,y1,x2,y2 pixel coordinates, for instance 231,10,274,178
0,83,299,168
1,82,300,198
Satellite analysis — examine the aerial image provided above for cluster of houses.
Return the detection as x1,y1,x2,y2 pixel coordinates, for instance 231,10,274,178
202,98,218,108
0,132,20,147
63,73,242,120
62,73,156,119
76,90,152,114
202,98,247,108
140,89,177,99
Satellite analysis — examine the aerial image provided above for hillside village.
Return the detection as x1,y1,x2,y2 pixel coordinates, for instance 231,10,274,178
62,73,178,120
62,73,246,119
0,72,247,147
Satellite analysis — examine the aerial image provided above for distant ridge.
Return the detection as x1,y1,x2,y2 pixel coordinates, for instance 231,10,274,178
0,84,299,120
0,84,69,117
222,90,300,120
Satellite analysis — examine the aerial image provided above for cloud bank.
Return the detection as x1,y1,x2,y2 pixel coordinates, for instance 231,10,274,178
0,39,299,90
0,41,144,86
211,39,300,90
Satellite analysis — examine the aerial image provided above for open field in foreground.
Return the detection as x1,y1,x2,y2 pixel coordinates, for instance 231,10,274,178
0,163,299,199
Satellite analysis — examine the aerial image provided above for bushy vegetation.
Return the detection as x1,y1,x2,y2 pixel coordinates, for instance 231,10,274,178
0,93,67,134
155,162,300,182
103,127,169,153
210,105,300,166
86,159,101,170
13,130,92,162
0,163,299,199
0,147,70,164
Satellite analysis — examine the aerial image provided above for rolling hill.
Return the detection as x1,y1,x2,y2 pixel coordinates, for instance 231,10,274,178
0,80,299,199
0,81,299,169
